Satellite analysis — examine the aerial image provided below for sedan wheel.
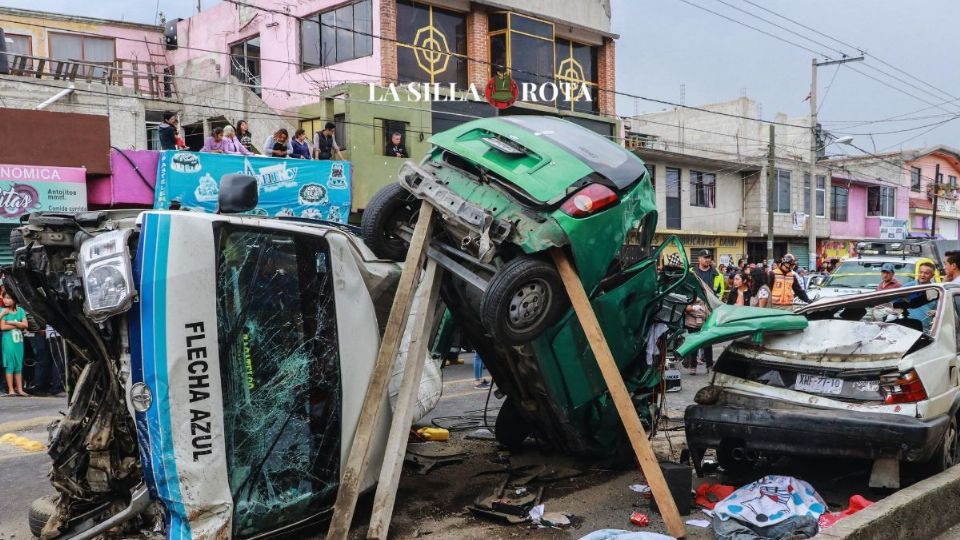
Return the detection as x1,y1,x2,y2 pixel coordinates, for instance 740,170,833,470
939,417,960,471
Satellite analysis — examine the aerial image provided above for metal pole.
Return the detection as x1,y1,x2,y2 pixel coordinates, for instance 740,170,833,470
932,163,941,237
807,58,818,269
807,56,863,268
767,124,776,263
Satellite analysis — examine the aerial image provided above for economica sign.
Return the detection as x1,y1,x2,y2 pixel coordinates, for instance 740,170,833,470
0,163,87,223
154,151,351,223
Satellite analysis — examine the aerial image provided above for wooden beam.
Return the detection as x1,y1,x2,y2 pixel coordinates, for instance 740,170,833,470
550,248,686,539
327,203,436,539
367,259,442,539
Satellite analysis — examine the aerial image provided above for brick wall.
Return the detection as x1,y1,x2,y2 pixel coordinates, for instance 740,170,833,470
467,8,489,89
597,38,616,116
380,0,398,84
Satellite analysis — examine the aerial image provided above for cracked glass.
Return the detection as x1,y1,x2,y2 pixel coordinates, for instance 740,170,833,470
215,226,341,537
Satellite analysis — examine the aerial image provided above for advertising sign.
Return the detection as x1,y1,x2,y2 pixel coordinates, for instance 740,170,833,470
879,218,907,240
154,152,351,223
0,163,87,223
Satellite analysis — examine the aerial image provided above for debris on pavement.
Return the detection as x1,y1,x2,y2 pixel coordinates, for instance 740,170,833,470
818,494,874,530
529,503,545,523
578,529,676,540
541,512,572,527
711,475,826,540
628,484,652,494
403,449,466,474
685,518,711,528
629,511,650,526
416,426,450,441
465,428,496,440
694,482,735,510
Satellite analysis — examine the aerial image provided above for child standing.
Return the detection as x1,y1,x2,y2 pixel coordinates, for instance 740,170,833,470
1,292,28,396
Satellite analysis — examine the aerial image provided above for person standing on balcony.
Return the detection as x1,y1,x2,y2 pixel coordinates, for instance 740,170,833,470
158,111,178,150
201,127,226,153
237,120,256,153
220,126,252,155
314,122,345,160
290,129,312,159
263,129,292,158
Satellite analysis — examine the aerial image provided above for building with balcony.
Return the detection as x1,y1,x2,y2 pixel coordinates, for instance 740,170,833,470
626,142,759,265
166,0,619,211
628,97,829,267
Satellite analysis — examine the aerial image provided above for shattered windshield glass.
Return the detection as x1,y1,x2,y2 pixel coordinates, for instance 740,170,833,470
215,227,340,537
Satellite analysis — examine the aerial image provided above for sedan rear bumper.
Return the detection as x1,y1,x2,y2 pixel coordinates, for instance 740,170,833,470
685,393,949,463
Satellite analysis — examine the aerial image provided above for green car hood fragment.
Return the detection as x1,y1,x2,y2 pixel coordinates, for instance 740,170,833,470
676,304,808,357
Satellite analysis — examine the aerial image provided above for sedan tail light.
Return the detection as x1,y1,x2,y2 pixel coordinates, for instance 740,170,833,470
880,370,927,404
560,184,619,218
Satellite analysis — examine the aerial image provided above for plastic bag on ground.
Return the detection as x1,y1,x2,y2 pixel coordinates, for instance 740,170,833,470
387,272,443,422
818,495,873,529
578,530,676,540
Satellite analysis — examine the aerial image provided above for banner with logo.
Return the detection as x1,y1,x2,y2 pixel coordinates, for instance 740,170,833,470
0,163,87,223
154,151,351,223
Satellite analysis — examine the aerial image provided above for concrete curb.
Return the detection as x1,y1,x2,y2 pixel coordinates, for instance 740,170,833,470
0,415,58,434
813,465,960,540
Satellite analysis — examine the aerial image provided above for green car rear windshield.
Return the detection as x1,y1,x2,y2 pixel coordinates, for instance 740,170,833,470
499,116,647,190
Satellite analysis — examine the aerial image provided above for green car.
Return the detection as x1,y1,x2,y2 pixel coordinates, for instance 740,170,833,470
362,116,698,454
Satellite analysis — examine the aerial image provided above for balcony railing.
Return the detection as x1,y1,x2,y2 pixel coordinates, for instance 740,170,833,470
3,53,178,99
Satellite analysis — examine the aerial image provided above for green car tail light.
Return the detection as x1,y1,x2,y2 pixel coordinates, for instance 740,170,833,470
560,184,618,218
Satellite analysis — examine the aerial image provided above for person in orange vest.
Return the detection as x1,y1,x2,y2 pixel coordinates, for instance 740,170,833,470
769,253,811,309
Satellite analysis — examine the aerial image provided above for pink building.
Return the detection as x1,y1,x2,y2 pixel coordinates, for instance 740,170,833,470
903,147,960,240
166,0,382,111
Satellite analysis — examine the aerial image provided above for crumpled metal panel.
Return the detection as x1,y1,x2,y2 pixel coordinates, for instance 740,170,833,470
733,319,921,362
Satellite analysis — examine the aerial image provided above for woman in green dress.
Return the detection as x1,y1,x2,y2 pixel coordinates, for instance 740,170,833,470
1,292,28,396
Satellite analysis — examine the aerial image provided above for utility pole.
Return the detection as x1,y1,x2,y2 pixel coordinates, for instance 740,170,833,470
808,56,864,268
767,124,776,263
931,163,942,237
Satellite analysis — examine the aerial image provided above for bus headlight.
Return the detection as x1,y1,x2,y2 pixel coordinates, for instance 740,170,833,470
80,229,135,322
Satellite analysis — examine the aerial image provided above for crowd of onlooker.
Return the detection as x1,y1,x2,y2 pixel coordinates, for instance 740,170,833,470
156,112,410,161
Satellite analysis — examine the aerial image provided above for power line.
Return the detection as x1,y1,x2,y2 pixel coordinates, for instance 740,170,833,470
217,0,817,130
738,0,960,105
697,0,960,115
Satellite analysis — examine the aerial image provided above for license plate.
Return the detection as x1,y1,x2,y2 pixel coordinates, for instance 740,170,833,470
794,373,844,395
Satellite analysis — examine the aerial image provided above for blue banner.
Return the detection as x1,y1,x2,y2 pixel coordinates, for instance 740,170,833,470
154,151,351,223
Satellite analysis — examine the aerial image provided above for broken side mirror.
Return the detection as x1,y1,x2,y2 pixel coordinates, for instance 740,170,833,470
217,174,259,214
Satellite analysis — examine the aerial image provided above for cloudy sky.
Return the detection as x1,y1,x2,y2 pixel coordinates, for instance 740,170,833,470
612,0,960,154
5,0,960,153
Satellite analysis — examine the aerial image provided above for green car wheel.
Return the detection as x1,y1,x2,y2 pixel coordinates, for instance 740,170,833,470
361,183,421,261
481,256,569,345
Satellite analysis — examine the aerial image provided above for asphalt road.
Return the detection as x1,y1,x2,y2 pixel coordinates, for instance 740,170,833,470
0,395,64,540
0,349,938,539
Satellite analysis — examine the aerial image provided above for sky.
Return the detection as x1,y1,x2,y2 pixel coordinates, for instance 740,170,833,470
4,0,960,154
611,0,960,155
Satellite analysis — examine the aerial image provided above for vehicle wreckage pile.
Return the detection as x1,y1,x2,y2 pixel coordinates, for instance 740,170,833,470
8,115,959,540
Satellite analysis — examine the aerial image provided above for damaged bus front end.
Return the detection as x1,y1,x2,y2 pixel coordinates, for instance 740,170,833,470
10,205,406,539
